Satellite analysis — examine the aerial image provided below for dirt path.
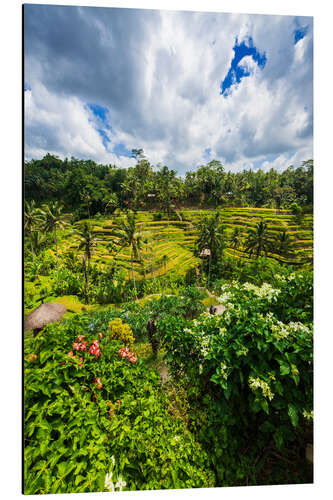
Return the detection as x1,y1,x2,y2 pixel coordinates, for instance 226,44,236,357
159,363,170,383
199,287,225,315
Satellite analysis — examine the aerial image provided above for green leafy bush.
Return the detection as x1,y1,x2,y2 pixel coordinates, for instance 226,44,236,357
108,317,135,345
24,313,214,494
162,280,313,484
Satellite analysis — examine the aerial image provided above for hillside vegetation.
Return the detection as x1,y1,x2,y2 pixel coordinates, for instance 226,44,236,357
24,153,313,493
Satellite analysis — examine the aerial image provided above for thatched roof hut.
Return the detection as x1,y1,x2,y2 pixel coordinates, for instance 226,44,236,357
24,303,66,336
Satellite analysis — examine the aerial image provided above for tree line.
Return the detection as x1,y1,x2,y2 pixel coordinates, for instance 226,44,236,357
24,152,313,219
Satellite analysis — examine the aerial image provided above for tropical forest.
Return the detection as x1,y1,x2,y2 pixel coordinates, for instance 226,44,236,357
24,152,313,494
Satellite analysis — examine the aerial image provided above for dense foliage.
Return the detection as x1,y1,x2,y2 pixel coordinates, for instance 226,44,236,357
162,274,313,484
24,314,215,494
24,153,313,492
25,154,313,217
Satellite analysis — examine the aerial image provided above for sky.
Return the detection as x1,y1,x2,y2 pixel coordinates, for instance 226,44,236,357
24,5,313,174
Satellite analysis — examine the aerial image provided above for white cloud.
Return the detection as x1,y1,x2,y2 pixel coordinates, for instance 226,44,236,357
24,6,313,173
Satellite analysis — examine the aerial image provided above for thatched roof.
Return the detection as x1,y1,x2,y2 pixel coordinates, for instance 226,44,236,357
24,303,66,331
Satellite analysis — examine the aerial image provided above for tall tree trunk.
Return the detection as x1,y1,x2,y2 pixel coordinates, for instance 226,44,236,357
86,254,90,304
82,255,88,303
54,228,59,268
131,251,137,299
30,229,35,262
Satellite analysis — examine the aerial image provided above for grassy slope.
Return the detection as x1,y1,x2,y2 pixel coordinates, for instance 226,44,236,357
25,207,312,315
57,207,313,278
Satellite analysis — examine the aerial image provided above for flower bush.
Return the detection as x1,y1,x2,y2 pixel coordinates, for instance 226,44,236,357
24,312,214,494
162,280,313,484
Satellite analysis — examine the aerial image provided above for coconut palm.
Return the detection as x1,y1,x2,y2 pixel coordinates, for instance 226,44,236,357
112,211,144,298
39,201,69,268
229,227,242,250
196,211,226,285
244,221,272,259
24,200,41,261
275,230,293,258
104,193,118,215
30,231,46,257
75,222,99,302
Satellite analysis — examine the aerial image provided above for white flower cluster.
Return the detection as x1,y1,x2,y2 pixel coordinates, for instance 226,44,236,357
104,456,127,492
200,336,211,357
248,376,274,400
219,291,233,305
243,282,280,302
268,316,312,340
288,322,311,336
270,320,290,340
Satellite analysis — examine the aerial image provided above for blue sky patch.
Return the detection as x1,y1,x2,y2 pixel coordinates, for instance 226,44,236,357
24,83,31,91
204,147,211,159
113,143,132,158
88,103,109,122
97,128,110,148
221,37,266,97
294,26,308,44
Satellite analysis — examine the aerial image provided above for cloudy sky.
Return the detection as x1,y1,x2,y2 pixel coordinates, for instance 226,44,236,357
24,5,313,173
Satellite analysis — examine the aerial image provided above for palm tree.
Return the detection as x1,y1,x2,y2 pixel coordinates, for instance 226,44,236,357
24,200,41,261
30,231,46,257
39,201,68,268
230,227,242,250
75,222,99,303
155,165,178,234
244,221,272,259
104,193,118,215
196,211,226,285
161,254,169,272
112,211,144,298
275,230,293,259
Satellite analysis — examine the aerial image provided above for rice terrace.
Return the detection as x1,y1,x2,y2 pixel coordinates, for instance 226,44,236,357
24,5,313,496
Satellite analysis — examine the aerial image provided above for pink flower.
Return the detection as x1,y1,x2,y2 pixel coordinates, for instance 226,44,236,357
93,377,103,389
26,353,37,362
72,342,80,351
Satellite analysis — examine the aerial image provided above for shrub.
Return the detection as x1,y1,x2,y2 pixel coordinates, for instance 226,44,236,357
163,280,313,484
108,318,135,345
24,313,214,494
153,211,163,220
180,285,205,319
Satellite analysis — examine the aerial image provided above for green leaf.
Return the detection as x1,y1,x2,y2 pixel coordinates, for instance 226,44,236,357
260,399,269,414
280,363,290,376
288,404,299,427
40,350,52,364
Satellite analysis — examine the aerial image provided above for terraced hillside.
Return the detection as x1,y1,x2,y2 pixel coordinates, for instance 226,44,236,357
57,207,313,280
